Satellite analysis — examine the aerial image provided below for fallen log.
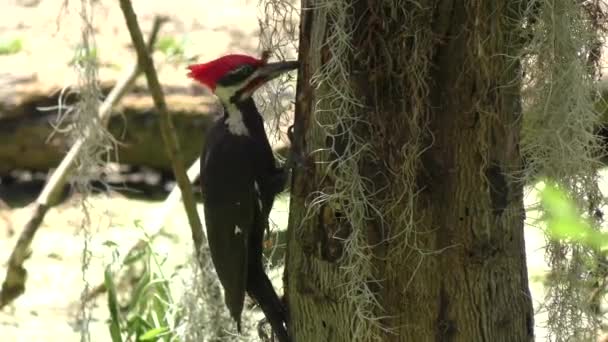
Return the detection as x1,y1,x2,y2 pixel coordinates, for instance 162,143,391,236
0,18,168,308
0,90,219,174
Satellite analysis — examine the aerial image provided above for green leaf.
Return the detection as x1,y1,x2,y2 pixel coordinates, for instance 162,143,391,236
139,326,170,341
0,37,23,55
69,45,97,66
105,266,123,342
103,240,119,248
124,247,148,265
127,315,153,338
155,36,185,57
539,182,608,249
126,268,152,312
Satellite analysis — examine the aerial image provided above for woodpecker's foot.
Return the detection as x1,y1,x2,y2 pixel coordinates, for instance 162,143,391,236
257,317,289,342
247,267,290,342
285,124,306,171
283,149,306,172
257,318,273,342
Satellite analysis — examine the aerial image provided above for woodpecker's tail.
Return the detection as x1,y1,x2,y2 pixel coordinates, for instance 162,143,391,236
247,263,290,342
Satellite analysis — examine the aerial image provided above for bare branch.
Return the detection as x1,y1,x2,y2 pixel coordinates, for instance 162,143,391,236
0,17,165,309
117,0,207,257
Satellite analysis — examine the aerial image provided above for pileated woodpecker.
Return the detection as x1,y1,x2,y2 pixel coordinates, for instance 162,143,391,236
187,53,297,342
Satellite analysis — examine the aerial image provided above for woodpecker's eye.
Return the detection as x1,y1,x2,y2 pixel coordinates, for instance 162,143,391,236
217,64,256,86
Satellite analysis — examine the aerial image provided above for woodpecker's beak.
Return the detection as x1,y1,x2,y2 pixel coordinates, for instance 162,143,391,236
256,61,299,82
238,60,298,101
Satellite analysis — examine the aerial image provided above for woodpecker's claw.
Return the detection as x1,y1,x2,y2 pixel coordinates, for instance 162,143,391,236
283,149,305,171
256,318,272,342
284,124,306,171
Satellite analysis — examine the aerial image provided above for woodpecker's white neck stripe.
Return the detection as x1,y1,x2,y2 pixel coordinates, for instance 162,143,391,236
224,103,249,136
215,85,250,136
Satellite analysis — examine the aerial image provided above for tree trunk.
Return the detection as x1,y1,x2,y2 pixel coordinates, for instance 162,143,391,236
285,1,534,341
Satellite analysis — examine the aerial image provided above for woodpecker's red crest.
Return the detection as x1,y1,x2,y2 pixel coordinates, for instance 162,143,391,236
187,54,264,91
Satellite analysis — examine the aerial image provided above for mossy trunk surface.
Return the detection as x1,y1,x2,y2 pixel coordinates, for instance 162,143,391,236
285,1,535,341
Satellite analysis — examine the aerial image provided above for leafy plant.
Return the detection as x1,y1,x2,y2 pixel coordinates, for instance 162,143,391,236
156,37,184,57
69,44,98,67
105,224,180,342
0,37,23,55
155,36,196,65
539,181,608,250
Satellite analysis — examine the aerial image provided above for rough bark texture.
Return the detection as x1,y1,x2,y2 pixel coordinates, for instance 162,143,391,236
286,1,534,341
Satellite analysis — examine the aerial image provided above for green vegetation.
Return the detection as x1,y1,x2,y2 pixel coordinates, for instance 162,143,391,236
155,37,184,58
0,37,23,55
155,36,196,64
69,45,98,67
104,224,179,342
540,181,607,250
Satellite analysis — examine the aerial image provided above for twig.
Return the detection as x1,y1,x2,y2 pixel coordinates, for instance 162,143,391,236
117,9,231,337
118,0,207,257
0,17,165,309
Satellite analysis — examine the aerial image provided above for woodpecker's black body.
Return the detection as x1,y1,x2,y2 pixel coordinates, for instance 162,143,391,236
201,98,288,340
192,54,297,342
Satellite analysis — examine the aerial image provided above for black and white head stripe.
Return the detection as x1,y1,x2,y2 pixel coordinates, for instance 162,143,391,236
216,64,257,88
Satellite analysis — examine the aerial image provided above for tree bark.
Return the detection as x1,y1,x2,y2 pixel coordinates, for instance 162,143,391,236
286,1,534,341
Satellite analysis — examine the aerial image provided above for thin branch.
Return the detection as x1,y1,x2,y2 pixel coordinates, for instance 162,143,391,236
118,0,207,257
0,17,165,309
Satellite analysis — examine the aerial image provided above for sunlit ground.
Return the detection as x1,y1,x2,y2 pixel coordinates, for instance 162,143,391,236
0,170,604,341
0,184,291,341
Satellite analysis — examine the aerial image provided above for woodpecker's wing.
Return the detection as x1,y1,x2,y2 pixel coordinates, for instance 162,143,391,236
243,101,287,218
203,201,254,330
200,122,258,330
